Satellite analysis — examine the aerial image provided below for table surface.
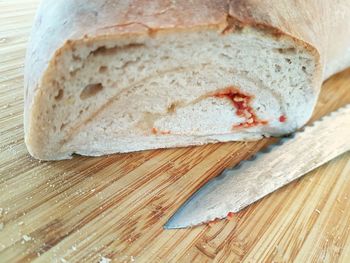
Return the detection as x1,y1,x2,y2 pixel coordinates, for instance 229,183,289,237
0,1,350,262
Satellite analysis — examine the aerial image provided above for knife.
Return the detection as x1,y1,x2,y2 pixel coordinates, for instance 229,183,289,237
164,104,350,229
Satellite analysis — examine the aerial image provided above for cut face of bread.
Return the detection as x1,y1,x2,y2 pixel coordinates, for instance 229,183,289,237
25,26,319,160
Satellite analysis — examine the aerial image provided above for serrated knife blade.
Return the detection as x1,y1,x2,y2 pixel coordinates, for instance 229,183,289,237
164,104,350,229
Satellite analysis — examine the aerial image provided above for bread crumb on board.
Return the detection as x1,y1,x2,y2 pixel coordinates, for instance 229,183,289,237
99,257,111,263
22,234,32,242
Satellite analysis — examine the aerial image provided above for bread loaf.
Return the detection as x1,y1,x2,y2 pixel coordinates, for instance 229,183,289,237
24,0,350,160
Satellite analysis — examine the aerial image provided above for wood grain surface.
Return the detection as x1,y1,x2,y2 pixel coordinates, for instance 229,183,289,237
0,1,349,262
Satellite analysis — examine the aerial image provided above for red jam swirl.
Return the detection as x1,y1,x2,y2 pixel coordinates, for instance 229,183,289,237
213,87,268,129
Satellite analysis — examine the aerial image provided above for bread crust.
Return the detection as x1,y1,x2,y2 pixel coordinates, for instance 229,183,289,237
24,0,350,160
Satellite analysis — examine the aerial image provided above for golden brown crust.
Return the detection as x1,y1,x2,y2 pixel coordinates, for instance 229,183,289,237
228,0,350,74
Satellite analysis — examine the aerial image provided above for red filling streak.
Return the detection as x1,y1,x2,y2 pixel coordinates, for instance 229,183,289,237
152,127,171,135
151,87,268,134
206,212,235,226
227,212,234,219
279,115,287,123
213,88,268,128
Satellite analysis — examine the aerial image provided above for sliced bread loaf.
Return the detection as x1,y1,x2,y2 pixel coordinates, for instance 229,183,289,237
24,0,350,160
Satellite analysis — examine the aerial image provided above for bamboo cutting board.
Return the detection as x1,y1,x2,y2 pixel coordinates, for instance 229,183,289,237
1,1,350,262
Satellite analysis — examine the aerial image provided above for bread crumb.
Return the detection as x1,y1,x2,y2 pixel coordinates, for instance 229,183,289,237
18,221,24,226
71,245,77,251
315,209,321,214
22,234,32,242
60,258,68,263
130,256,135,262
99,257,111,263
247,118,254,124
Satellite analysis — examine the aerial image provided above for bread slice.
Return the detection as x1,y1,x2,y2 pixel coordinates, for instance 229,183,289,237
24,0,350,160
